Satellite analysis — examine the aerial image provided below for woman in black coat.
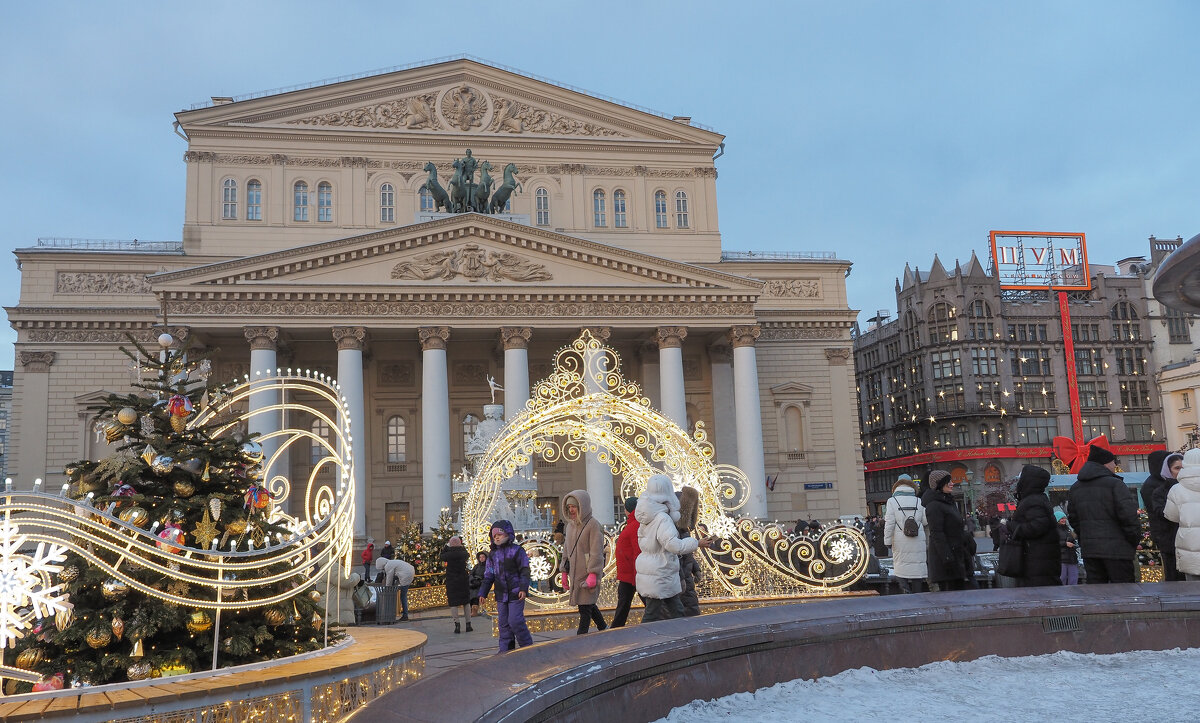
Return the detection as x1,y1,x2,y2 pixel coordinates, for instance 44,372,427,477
924,470,968,591
1009,465,1061,587
440,536,473,633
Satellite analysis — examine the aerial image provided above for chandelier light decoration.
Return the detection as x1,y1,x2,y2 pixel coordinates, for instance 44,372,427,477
462,331,868,609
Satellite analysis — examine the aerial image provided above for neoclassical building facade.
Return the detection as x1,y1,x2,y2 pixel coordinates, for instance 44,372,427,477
7,59,865,540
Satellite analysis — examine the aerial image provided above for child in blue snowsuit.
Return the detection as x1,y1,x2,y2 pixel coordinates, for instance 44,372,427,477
478,519,534,653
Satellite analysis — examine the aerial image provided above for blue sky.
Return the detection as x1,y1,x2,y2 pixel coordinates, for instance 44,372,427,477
2,2,1197,370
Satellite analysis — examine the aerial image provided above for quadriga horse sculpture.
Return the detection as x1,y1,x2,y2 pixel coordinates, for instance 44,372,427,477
448,160,470,213
472,161,494,213
423,162,453,213
488,163,522,214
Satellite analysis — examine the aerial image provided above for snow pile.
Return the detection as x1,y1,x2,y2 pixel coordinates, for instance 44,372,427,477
656,647,1200,722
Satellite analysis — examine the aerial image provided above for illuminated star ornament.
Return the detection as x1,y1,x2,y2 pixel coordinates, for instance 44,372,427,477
0,520,72,649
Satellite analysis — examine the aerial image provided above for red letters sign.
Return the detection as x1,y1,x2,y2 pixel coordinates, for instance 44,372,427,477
989,231,1090,291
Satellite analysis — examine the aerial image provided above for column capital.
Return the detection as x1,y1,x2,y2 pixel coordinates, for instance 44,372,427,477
729,324,761,348
500,326,532,350
18,350,56,373
332,326,367,351
243,326,280,351
824,347,851,365
656,326,688,349
580,326,611,341
709,343,733,364
419,326,451,351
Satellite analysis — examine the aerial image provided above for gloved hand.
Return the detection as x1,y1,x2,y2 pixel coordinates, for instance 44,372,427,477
585,573,598,588
561,572,570,590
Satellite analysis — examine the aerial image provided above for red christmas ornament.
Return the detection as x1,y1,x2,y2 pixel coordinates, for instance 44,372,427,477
244,484,271,510
167,395,193,417
32,673,64,691
157,524,185,553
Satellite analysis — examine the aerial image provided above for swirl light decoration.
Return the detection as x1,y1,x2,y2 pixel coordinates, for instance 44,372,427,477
462,331,868,610
0,372,354,617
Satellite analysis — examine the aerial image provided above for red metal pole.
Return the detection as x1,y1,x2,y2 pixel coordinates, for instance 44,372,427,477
1058,290,1085,442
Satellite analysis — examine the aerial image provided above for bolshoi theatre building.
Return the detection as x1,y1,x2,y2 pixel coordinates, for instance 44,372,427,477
6,58,866,540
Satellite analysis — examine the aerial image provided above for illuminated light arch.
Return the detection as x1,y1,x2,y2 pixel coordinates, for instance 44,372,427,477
462,331,868,609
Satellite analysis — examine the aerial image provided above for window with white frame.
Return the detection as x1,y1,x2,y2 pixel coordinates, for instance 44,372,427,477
222,178,238,219
419,187,434,212
310,417,331,465
593,189,606,227
535,187,550,225
246,180,262,220
674,191,689,228
293,181,309,221
654,190,668,228
317,182,332,222
613,189,628,228
386,415,406,463
380,183,395,222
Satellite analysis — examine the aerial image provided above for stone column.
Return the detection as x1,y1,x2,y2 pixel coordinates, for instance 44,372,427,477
731,325,767,519
500,327,532,420
333,327,368,540
638,341,661,410
244,327,282,507
825,347,865,514
709,343,738,464
657,326,689,430
420,326,452,530
582,326,615,525
16,351,55,484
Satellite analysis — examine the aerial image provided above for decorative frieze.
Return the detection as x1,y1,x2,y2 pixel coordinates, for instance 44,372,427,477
758,327,843,340
500,326,532,350
56,271,151,295
19,350,56,372
332,326,367,351
379,361,415,386
453,361,489,385
762,279,822,298
418,326,450,351
164,299,756,319
391,244,552,282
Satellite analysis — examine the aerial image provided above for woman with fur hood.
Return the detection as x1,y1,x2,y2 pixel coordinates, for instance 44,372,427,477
560,489,608,634
1164,447,1200,581
675,486,702,616
883,474,927,593
635,474,713,622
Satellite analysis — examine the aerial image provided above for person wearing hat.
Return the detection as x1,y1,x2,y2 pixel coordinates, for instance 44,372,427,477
611,496,641,627
1164,447,1200,581
1057,510,1080,585
379,539,395,561
883,474,927,593
1066,443,1140,584
1142,450,1184,581
1009,465,1061,587
924,470,970,591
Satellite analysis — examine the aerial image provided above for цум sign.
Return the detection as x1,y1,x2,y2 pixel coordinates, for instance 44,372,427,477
989,231,1090,291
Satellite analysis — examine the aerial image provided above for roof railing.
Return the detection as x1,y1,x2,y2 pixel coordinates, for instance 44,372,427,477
721,250,839,261
32,238,183,253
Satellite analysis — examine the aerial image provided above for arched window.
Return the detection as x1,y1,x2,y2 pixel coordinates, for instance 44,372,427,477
293,181,309,221
980,424,991,445
654,191,668,228
1111,301,1141,340
1110,301,1139,320
938,426,952,446
310,417,331,465
419,187,434,212
593,189,606,227
674,191,689,228
380,183,395,223
903,309,920,350
613,189,628,228
928,302,958,343
968,299,992,318
462,414,480,452
784,405,804,453
246,180,262,220
535,187,550,226
317,182,333,222
386,415,406,463
222,178,238,219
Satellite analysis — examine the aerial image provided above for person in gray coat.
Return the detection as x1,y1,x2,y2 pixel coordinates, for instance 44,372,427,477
675,486,702,616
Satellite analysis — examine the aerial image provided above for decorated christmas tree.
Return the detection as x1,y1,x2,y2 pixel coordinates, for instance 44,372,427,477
4,333,333,691
424,510,459,583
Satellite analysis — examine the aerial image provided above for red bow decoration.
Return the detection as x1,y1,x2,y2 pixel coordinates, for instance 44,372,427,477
1052,435,1110,474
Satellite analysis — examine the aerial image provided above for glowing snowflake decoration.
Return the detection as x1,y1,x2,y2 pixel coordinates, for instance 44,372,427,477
528,555,552,582
706,515,737,539
826,538,855,564
0,520,72,648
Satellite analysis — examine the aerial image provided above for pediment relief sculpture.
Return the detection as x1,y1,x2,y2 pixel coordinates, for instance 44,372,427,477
390,243,552,283
286,83,629,137
762,279,822,298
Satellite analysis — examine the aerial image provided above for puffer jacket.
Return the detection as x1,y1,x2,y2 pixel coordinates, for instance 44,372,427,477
1142,450,1181,554
883,486,927,579
924,489,966,583
635,474,699,600
479,519,531,603
1067,461,1140,560
560,489,606,606
1009,471,1060,581
1164,448,1200,575
615,510,640,585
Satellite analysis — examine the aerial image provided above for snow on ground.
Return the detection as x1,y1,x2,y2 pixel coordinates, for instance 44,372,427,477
655,647,1200,722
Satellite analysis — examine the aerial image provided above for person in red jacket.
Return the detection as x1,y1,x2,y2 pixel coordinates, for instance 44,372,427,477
612,496,641,627
361,538,375,582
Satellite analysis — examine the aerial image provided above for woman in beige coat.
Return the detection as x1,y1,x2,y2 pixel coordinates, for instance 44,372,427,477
560,489,608,634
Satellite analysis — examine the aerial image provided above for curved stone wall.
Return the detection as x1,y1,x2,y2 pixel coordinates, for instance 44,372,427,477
361,583,1200,723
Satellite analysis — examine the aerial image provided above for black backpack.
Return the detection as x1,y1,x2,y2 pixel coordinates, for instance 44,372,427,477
895,498,920,537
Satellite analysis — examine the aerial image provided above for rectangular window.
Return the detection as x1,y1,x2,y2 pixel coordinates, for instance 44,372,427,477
1010,348,1052,376
1167,307,1191,343
1008,323,1049,342
1121,380,1151,409
1114,348,1146,376
957,425,971,446
613,192,627,228
246,181,262,221
934,384,964,413
593,193,606,227
1071,323,1101,342
1112,322,1140,341
1083,415,1110,441
1074,348,1102,376
971,348,998,376
317,183,333,222
931,350,961,379
1124,414,1153,441
294,186,309,222
675,192,689,228
535,190,550,226
968,322,995,340
222,182,237,219
1016,417,1058,445
1016,385,1057,411
381,187,395,223
1078,381,1108,409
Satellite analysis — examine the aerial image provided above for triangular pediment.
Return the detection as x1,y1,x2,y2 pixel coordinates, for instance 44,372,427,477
176,58,722,145
150,215,761,295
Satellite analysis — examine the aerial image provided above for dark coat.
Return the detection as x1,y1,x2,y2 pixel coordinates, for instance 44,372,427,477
678,531,700,616
1009,473,1061,581
439,544,471,607
1067,461,1141,561
1059,524,1079,564
924,489,967,583
479,520,531,603
1141,450,1180,554
469,559,487,600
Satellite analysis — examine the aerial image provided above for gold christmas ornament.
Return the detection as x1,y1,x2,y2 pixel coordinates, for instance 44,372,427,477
126,662,152,681
55,608,74,631
101,579,130,601
307,589,322,604
208,497,221,520
312,612,323,630
173,480,195,498
292,602,304,622
111,616,125,641
15,647,45,669
192,510,219,551
130,638,145,658
59,565,80,583
263,607,287,627
170,415,187,433
119,506,150,528
105,422,126,443
85,626,112,649
186,610,213,634
157,661,191,678
226,517,248,536
116,407,138,425
201,461,211,482
141,445,158,466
